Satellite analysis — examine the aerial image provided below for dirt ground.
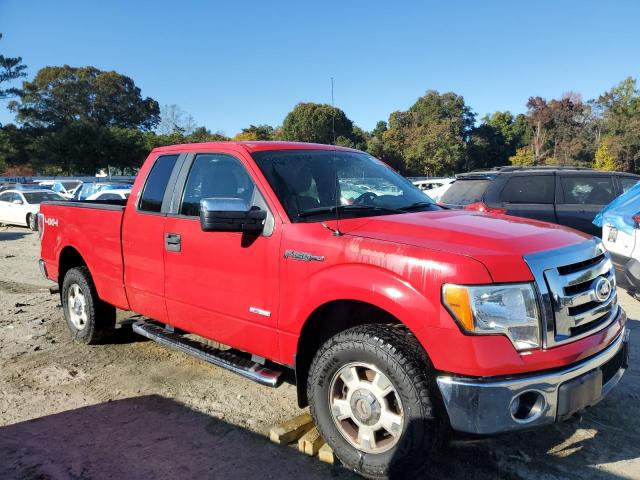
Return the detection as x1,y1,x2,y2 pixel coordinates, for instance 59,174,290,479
0,225,638,480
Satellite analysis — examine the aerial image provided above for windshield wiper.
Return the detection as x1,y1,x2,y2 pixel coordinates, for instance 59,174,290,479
298,204,402,218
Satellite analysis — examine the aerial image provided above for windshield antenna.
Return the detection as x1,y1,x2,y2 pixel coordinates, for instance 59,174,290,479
330,76,342,236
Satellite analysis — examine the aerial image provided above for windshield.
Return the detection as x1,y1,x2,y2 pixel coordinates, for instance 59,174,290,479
23,192,66,204
252,149,438,222
78,183,132,200
440,178,491,205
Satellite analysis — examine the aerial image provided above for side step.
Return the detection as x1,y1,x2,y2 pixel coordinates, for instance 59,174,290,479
132,321,282,387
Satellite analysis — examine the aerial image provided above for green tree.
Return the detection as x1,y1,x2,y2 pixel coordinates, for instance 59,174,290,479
281,102,355,145
0,33,27,100
384,91,474,175
9,65,160,130
233,124,274,141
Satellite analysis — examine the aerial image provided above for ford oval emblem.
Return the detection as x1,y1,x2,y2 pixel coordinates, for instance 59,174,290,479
594,277,612,303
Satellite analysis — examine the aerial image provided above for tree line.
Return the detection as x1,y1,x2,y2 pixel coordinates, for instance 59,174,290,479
1,34,639,176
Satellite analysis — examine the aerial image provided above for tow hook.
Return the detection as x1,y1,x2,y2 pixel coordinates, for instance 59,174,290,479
49,286,60,295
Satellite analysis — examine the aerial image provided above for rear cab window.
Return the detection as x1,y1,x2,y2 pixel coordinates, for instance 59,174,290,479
138,154,180,213
500,175,554,204
440,178,490,205
560,176,615,205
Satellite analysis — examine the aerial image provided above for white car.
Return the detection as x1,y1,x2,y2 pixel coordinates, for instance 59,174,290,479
0,189,66,230
86,189,131,201
412,178,455,202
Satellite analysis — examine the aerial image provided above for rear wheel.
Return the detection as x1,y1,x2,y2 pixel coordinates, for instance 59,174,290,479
61,267,115,344
307,324,444,479
27,213,37,231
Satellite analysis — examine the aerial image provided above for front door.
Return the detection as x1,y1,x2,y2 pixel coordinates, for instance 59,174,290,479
163,152,281,360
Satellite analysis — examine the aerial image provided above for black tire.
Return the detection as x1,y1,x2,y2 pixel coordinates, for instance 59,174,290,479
27,213,37,231
307,324,444,479
61,266,115,344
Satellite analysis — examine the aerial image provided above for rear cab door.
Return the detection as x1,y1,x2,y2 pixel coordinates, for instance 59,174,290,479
491,172,557,223
556,173,616,237
122,152,185,323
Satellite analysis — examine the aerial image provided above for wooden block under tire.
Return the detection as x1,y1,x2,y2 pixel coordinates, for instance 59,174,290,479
318,442,335,464
298,426,324,456
269,413,314,445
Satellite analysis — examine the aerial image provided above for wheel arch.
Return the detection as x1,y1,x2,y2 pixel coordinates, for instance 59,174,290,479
58,245,89,289
294,298,428,408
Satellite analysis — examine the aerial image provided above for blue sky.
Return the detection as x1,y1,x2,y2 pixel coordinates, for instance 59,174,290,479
1,0,639,135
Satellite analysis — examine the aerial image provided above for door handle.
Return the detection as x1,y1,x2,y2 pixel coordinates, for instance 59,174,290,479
165,233,181,252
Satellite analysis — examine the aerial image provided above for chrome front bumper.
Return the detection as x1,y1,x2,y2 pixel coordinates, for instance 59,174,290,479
437,313,629,435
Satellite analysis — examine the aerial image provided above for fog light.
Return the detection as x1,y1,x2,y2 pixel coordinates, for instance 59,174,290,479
510,391,545,423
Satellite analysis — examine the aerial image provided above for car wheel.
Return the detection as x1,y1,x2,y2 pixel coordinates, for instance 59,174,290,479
27,213,37,231
61,266,115,344
307,324,445,479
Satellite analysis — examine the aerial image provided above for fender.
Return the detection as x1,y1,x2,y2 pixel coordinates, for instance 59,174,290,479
278,250,493,366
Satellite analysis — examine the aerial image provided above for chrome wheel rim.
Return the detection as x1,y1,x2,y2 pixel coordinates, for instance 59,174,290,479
328,362,404,454
67,283,88,330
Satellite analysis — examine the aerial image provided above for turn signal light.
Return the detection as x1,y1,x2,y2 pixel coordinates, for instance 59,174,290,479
442,285,474,331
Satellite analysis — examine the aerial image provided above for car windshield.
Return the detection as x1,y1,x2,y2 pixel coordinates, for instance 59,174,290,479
61,180,81,190
23,192,65,204
440,178,491,205
79,183,132,200
252,149,439,222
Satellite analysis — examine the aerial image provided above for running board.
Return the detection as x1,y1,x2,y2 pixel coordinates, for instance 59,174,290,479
132,321,282,387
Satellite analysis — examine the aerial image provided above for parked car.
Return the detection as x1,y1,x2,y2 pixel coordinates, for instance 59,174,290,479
38,180,83,199
74,182,133,201
595,182,640,295
440,166,640,236
86,189,131,201
0,189,66,230
413,177,456,201
39,142,628,478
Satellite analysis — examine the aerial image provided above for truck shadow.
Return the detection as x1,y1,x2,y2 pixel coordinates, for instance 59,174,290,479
0,395,357,480
0,229,30,241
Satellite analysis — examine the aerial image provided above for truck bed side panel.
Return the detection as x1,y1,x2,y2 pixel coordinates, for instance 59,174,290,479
40,202,129,310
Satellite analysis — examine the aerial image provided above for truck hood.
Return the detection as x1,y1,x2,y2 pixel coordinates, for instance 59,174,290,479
340,210,591,282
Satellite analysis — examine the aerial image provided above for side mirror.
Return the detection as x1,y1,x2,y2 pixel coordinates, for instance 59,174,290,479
12,199,23,205
200,198,266,233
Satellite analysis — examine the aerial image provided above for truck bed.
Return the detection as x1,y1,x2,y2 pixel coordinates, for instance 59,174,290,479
40,201,130,310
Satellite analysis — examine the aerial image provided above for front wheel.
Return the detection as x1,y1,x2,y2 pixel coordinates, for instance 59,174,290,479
61,267,115,344
307,324,445,479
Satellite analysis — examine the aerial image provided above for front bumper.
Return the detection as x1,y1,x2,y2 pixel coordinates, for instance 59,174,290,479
437,318,629,435
609,251,640,293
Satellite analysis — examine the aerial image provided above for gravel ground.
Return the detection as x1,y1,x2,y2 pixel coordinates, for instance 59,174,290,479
0,226,638,479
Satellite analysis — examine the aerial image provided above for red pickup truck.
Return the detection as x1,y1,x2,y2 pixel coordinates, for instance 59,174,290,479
39,142,629,478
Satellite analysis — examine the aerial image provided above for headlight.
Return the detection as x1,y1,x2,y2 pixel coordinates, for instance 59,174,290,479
442,283,541,351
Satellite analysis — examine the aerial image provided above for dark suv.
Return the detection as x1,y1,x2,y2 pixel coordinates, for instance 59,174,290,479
439,166,640,236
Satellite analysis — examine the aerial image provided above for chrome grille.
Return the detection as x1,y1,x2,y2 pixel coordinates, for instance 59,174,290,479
524,239,619,348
